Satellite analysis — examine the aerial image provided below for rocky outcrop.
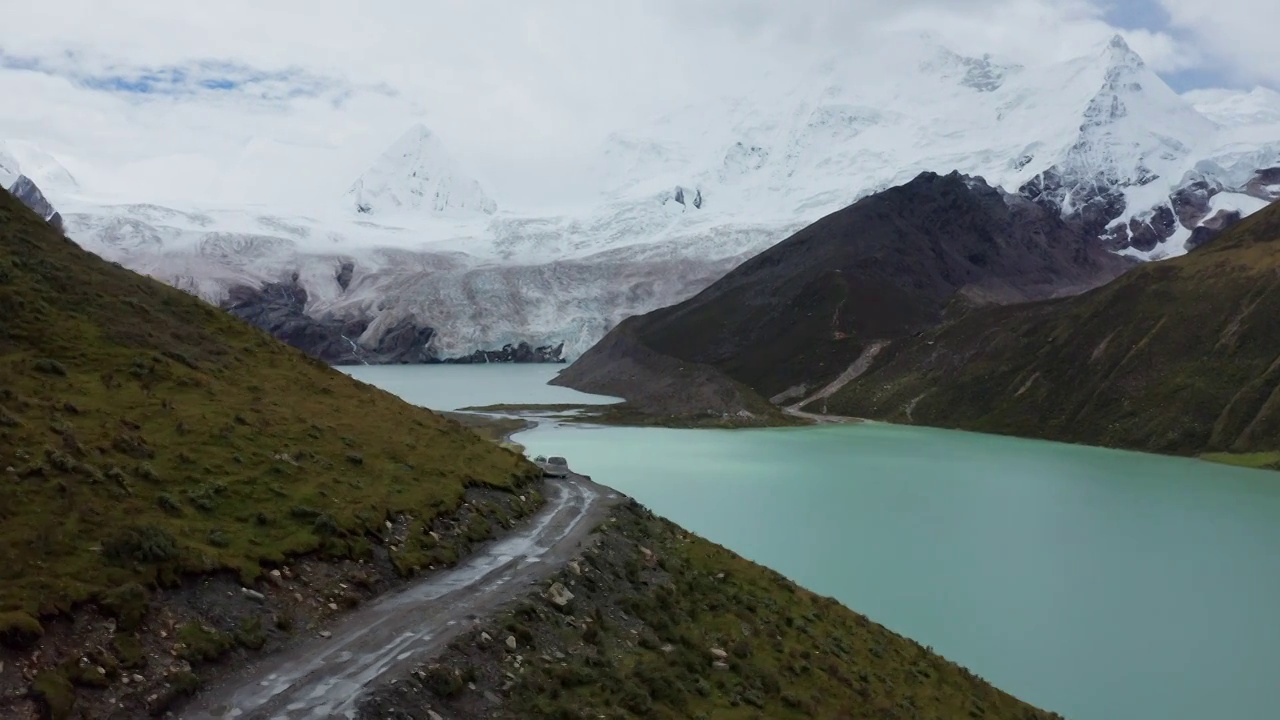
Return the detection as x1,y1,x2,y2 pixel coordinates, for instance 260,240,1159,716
444,342,565,364
223,276,564,365
223,276,372,364
7,175,63,232
335,261,354,291
1172,180,1216,228
1126,205,1179,253
1186,209,1245,251
1244,167,1280,201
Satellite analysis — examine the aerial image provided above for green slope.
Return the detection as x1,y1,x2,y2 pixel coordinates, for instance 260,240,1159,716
827,200,1280,458
363,501,1061,720
0,188,537,619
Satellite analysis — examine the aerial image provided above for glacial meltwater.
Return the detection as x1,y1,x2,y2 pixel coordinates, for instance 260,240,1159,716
342,364,1280,720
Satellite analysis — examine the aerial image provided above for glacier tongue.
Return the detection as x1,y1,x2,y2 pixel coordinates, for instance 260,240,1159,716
17,33,1280,362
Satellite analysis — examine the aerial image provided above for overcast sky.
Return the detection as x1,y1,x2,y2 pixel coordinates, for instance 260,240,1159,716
1,0,1276,210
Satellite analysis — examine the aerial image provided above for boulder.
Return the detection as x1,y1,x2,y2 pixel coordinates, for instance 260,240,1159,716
546,582,574,608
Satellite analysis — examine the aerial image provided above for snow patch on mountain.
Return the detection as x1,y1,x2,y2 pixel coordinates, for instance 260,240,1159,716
344,124,497,218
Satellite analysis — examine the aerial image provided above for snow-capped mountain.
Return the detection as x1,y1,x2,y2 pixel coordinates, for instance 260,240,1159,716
344,124,497,217
15,34,1280,363
1,142,69,230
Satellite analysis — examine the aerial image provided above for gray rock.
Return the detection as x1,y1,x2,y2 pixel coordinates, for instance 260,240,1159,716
8,175,63,231
221,277,565,366
546,582,574,608
335,260,355,291
1244,167,1280,201
240,587,266,602
505,635,517,650
1187,209,1245,251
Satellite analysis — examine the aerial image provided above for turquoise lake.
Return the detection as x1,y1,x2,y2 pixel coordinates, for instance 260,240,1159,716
342,364,1280,720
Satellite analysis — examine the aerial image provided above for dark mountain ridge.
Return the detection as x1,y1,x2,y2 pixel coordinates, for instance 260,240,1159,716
826,198,1280,458
554,171,1133,416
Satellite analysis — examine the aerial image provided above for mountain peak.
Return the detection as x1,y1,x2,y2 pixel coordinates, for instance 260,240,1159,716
1102,33,1144,69
0,140,79,198
344,124,497,217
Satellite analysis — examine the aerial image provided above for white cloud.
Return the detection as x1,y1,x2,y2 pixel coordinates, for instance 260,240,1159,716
0,1,1240,211
1156,0,1280,86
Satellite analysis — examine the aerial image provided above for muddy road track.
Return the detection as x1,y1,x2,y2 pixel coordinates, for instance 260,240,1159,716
178,473,621,720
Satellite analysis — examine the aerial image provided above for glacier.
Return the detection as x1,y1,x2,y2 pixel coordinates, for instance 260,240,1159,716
11,34,1280,361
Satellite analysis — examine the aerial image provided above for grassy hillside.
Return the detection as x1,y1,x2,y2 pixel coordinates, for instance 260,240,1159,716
0,187,536,629
362,501,1060,720
827,200,1280,458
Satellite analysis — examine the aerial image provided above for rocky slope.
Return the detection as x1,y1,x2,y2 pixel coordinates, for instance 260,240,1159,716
17,34,1280,362
553,172,1133,418
0,188,542,719
357,500,1060,720
825,199,1280,458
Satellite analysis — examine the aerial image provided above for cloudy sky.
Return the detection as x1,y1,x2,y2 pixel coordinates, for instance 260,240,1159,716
1,0,1276,210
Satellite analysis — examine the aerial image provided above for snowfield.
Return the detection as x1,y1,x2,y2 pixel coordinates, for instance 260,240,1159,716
8,35,1280,359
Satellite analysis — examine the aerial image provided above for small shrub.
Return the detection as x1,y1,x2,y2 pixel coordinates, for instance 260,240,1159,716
112,433,154,459
45,449,76,473
176,623,234,662
157,493,182,515
0,610,44,649
313,514,339,537
505,621,535,646
185,486,218,512
207,529,231,548
33,358,67,376
290,505,322,520
420,665,464,699
0,405,21,427
104,524,179,564
235,615,266,650
112,634,146,669
99,583,149,631
33,670,75,720
162,350,198,369
170,669,201,695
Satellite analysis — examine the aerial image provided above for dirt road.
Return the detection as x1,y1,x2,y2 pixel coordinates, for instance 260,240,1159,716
785,340,888,422
178,472,621,720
